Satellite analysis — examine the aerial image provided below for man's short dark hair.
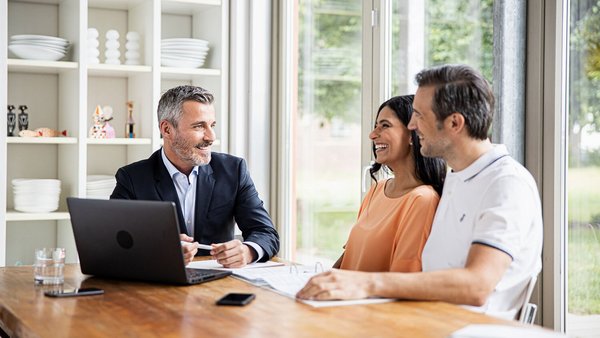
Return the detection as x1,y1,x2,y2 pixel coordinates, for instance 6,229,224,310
415,64,494,140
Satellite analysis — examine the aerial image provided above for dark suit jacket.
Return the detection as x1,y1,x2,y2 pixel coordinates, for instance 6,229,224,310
110,149,279,261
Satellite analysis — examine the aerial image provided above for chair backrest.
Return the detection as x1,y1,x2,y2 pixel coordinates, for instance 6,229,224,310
518,275,538,324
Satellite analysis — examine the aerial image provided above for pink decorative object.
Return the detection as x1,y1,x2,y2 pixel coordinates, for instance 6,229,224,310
89,105,116,139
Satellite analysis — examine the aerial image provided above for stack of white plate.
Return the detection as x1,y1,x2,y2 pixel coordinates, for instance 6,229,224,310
12,179,61,213
8,34,70,61
87,175,116,199
161,38,209,68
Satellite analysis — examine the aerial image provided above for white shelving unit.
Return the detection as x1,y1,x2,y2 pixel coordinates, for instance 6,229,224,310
0,0,229,266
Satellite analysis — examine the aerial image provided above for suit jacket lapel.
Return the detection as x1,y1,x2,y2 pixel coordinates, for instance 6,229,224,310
152,151,188,234
195,164,215,237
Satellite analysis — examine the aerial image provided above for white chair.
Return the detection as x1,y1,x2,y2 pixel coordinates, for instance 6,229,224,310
518,275,538,324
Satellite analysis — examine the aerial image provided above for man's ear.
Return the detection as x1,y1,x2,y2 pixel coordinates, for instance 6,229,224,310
447,112,465,134
160,120,172,137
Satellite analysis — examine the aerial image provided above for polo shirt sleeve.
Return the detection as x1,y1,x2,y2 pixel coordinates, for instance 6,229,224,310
472,174,535,260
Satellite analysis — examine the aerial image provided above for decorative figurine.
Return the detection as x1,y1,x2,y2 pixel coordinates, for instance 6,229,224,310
102,106,116,138
19,128,67,138
89,105,116,139
125,101,135,138
18,105,28,131
7,105,16,136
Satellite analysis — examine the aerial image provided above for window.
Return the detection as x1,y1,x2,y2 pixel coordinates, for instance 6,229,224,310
280,0,494,266
566,0,600,336
293,0,363,265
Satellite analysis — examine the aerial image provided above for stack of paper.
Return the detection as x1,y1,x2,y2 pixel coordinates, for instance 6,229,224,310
188,260,394,308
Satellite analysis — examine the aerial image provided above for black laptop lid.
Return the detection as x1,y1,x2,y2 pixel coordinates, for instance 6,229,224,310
67,197,191,284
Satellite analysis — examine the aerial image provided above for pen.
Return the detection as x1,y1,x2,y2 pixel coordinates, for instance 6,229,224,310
196,243,213,251
181,241,212,251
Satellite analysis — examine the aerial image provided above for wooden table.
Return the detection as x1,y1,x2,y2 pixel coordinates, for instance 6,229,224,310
0,263,511,338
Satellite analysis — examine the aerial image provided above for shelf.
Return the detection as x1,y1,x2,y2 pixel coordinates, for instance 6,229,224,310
161,67,220,80
86,137,152,145
6,211,70,222
6,137,77,144
88,64,152,77
7,59,78,74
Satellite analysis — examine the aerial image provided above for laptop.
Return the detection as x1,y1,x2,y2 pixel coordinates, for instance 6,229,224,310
66,197,232,285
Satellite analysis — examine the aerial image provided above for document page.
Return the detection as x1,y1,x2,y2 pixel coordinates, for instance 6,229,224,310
189,260,394,307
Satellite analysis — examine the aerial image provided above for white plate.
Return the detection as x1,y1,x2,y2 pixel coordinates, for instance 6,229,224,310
161,57,205,68
9,39,69,49
11,34,68,44
14,204,59,213
8,44,66,61
162,38,208,45
163,56,207,63
162,44,209,50
162,49,208,57
10,44,68,54
162,43,209,50
162,54,206,62
9,42,67,54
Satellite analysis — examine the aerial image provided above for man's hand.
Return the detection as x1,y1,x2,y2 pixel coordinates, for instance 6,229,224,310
179,234,199,266
210,239,256,268
296,269,374,300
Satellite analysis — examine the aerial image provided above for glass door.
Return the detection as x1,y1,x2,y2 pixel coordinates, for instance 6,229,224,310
292,0,364,265
281,0,494,265
566,0,600,336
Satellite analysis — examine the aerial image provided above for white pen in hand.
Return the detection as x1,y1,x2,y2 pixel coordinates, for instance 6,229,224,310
181,241,212,251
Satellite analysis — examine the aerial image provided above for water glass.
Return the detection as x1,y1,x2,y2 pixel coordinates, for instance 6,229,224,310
34,248,65,285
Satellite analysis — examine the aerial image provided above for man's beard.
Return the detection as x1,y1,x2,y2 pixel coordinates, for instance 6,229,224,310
171,132,212,167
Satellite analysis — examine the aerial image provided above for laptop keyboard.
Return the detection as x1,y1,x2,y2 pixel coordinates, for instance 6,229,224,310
186,268,230,283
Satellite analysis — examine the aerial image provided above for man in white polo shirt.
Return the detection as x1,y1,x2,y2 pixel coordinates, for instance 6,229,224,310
296,64,542,320
412,64,542,319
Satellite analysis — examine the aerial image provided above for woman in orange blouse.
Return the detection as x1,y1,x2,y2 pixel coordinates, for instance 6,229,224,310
334,95,446,273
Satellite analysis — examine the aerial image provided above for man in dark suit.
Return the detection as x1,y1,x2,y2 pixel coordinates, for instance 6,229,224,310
111,85,279,268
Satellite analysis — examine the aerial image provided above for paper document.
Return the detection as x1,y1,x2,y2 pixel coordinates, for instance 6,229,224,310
229,264,394,308
187,260,284,271
189,260,394,307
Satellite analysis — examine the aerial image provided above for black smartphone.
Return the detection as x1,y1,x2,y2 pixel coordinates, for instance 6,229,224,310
44,287,104,298
216,293,255,306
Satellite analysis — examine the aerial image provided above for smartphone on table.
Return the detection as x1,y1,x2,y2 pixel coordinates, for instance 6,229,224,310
44,287,104,298
216,293,255,306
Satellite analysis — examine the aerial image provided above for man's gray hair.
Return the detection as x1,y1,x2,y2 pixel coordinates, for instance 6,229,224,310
157,85,214,127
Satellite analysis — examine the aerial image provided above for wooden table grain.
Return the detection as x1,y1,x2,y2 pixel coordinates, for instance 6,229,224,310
0,263,511,338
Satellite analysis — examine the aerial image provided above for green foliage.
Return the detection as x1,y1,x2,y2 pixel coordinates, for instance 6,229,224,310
298,0,362,123
567,167,600,223
299,0,494,124
425,0,494,81
568,226,600,314
572,0,600,80
569,1,600,166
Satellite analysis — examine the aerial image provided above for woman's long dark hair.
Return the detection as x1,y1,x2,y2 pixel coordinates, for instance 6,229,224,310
369,95,446,195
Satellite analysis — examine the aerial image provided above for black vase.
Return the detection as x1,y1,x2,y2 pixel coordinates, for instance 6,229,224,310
7,105,16,136
18,105,29,131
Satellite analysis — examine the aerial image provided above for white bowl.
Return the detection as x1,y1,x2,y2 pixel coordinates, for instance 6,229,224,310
12,178,61,187
8,44,66,61
14,203,59,213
